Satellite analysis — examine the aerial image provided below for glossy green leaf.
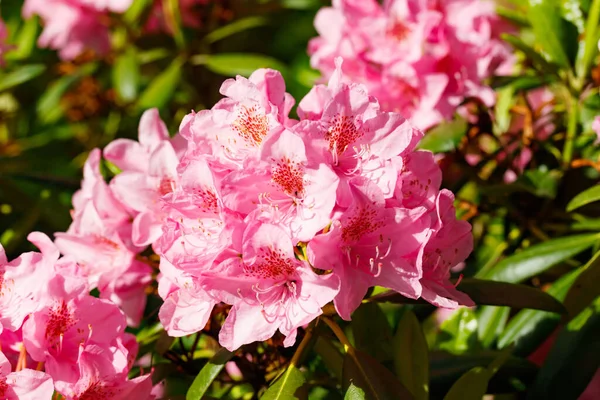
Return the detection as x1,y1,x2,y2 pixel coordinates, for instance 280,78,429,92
443,367,489,400
430,350,538,394
343,383,365,400
393,310,429,400
477,306,510,348
527,0,578,68
528,297,600,400
371,279,566,313
477,233,600,283
352,303,393,362
186,347,234,400
563,249,600,319
261,365,307,400
443,347,512,400
203,16,269,44
137,57,184,110
566,185,600,211
342,349,414,400
197,53,288,78
457,279,566,313
113,48,139,102
435,308,479,355
0,64,45,92
498,268,583,355
417,118,467,153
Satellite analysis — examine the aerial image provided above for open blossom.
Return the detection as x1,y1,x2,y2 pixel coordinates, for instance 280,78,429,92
22,0,133,60
309,0,513,130
0,351,54,399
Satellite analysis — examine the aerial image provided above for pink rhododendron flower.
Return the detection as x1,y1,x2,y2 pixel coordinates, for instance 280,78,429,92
105,108,183,247
0,351,54,400
22,0,133,60
308,179,429,320
309,0,514,130
208,221,339,350
0,234,56,333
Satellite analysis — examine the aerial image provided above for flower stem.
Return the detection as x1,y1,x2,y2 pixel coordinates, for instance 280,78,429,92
562,93,579,167
321,316,353,353
290,321,316,367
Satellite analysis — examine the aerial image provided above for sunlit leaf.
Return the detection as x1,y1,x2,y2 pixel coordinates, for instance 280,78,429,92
261,365,307,400
195,53,288,78
477,233,600,283
417,118,467,153
113,48,139,102
0,64,45,92
187,347,234,400
566,185,600,211
137,57,184,110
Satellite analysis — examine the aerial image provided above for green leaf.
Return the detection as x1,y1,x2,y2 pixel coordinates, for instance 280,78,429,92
501,34,559,75
577,0,600,80
113,48,139,102
498,268,583,355
528,297,600,399
203,16,269,44
137,57,184,110
477,306,510,348
435,308,479,355
417,118,467,153
457,279,566,313
477,233,600,283
351,303,393,362
443,367,489,400
527,0,578,68
496,5,529,26
124,0,153,23
430,350,538,394
344,383,365,400
443,347,512,400
195,53,288,78
186,347,234,400
261,365,307,400
370,279,566,314
342,349,414,400
393,310,429,400
6,16,38,60
563,249,600,319
0,64,45,92
566,185,600,211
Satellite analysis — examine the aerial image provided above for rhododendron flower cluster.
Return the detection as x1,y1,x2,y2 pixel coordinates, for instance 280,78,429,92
308,0,514,130
0,234,152,399
85,58,473,352
22,0,133,60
